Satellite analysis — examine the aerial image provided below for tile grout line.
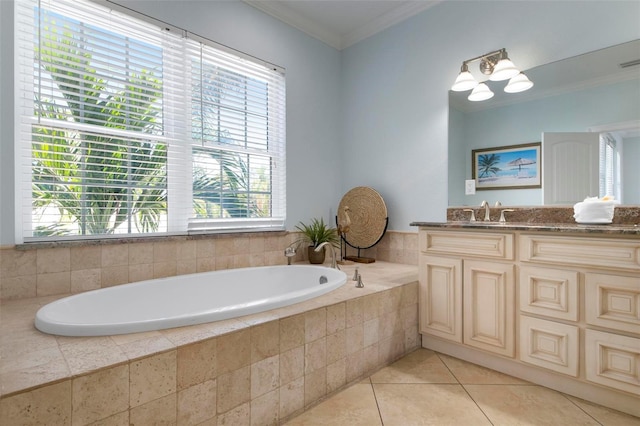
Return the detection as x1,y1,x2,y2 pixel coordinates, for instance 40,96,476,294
434,352,462,386
560,393,605,426
435,352,496,426
434,350,626,425
283,349,640,425
367,378,386,426
433,351,612,425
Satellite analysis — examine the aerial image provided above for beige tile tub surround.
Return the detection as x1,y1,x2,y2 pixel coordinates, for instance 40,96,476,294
0,230,417,301
1,232,290,300
343,231,418,266
0,261,419,425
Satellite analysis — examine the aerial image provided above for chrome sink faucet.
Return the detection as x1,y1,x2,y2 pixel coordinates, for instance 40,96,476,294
315,242,340,270
480,200,491,221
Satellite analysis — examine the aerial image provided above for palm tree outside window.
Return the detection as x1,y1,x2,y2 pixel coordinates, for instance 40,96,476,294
16,0,286,242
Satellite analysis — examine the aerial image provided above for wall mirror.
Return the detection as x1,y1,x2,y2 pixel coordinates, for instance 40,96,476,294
448,40,640,207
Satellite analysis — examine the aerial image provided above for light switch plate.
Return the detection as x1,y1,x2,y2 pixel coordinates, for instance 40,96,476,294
465,179,476,195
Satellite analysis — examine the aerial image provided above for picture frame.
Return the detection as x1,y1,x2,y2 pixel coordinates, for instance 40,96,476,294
472,142,541,190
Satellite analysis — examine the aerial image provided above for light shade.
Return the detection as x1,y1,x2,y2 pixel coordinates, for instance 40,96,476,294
451,68,478,91
504,72,534,93
468,83,494,101
489,58,519,81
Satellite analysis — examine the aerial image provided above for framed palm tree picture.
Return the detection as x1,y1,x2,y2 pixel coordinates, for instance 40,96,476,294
472,142,541,190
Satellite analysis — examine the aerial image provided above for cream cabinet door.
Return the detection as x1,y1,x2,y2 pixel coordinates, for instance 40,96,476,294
463,260,515,357
419,255,463,343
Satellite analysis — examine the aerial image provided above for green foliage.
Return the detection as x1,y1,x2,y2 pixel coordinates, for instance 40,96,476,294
295,218,339,248
32,20,166,236
478,153,502,178
31,14,262,236
192,150,262,219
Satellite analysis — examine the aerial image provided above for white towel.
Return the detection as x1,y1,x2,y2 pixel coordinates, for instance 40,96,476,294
573,196,618,224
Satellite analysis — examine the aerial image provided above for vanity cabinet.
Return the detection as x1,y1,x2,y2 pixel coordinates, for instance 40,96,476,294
419,230,515,357
519,233,640,396
417,225,640,416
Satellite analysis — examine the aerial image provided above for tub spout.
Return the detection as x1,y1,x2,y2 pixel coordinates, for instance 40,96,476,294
314,242,340,270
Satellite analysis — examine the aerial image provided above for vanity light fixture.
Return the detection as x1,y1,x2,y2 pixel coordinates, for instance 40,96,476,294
504,72,534,93
489,50,519,81
451,63,479,91
468,83,494,101
452,48,533,100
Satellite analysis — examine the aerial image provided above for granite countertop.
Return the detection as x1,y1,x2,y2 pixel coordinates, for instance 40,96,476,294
411,206,640,236
409,221,640,236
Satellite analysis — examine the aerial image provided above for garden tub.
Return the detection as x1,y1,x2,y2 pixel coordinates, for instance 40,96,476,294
35,265,347,336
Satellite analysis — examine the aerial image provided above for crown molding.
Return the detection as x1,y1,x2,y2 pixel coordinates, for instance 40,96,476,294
243,1,441,50
244,1,342,49
589,119,640,138
342,1,439,49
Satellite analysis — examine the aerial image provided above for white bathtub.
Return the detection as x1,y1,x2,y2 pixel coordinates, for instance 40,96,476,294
35,265,347,337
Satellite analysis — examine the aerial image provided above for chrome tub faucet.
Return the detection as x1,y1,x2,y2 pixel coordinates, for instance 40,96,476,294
315,242,340,270
284,241,300,265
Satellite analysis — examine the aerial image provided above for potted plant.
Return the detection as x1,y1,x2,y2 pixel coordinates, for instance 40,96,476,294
295,218,339,264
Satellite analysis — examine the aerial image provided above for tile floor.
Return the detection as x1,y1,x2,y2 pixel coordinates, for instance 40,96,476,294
285,348,640,426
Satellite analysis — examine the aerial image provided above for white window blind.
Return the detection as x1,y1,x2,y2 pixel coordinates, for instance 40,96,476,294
15,0,285,242
187,37,286,233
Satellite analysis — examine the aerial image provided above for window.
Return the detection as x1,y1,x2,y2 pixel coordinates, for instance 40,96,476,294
599,133,620,200
15,0,286,242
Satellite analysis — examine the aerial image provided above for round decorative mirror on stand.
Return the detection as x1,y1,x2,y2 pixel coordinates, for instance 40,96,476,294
336,186,388,263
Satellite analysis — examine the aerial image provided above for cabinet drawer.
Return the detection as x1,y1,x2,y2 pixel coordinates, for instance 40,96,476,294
421,230,514,260
519,234,640,271
586,273,640,334
519,315,579,377
519,266,579,321
585,329,640,395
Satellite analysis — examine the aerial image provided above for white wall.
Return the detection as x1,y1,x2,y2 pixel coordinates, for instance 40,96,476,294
2,0,639,244
341,0,640,230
